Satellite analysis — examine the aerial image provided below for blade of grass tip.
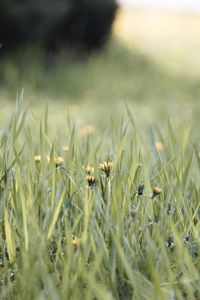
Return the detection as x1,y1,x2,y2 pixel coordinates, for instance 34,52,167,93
167,117,177,147
67,106,72,132
39,119,53,164
60,168,76,187
182,150,193,192
15,88,24,116
20,188,29,251
110,116,116,152
49,137,56,209
46,189,66,240
150,155,177,183
13,144,25,167
15,107,28,139
193,145,200,173
44,103,48,135
40,120,44,161
124,101,137,131
192,201,200,222
63,191,76,210
0,145,24,184
69,125,76,148
154,147,171,186
85,128,90,157
148,120,157,163
154,123,166,146
4,209,16,264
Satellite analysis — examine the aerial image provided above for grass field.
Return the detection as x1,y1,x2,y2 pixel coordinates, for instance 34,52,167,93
0,8,200,300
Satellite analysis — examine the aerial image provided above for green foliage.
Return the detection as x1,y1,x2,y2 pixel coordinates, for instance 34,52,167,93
0,98,199,299
0,0,118,52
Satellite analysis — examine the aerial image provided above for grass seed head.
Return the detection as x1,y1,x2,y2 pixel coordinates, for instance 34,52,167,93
99,161,113,177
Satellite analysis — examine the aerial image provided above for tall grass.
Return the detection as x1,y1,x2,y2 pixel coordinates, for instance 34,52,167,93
0,96,199,300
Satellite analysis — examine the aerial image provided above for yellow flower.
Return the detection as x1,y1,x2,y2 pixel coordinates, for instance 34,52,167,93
85,166,94,175
54,156,64,167
35,155,41,163
86,175,95,188
99,161,113,177
151,186,162,199
155,142,164,152
72,236,81,247
62,146,69,152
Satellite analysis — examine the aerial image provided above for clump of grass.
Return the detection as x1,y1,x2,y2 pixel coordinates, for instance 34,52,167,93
0,98,199,300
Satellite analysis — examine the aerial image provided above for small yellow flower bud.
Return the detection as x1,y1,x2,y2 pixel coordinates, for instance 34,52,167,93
99,161,113,177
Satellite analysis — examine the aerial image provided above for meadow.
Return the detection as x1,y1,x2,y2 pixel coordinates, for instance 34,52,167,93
0,8,200,300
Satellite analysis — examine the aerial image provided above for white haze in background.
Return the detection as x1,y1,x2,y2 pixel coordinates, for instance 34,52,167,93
118,0,200,11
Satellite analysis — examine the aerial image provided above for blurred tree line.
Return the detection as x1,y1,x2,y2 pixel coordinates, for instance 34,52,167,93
0,0,118,53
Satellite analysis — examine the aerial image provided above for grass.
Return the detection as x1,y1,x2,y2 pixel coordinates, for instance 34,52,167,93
0,8,200,300
0,97,199,300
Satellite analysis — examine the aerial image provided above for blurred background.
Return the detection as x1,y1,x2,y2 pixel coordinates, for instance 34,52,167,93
0,0,200,127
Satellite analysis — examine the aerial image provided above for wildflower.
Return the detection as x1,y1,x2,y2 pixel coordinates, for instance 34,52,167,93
86,175,95,188
166,235,175,249
137,183,145,196
155,142,164,152
99,161,113,177
72,236,81,247
54,156,64,168
35,155,41,163
62,146,69,152
150,186,161,199
85,166,94,175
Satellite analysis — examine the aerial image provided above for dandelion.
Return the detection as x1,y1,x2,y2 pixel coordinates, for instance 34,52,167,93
54,156,64,168
62,146,69,152
150,186,161,199
85,166,94,175
99,161,113,177
137,183,145,196
72,236,81,247
35,155,41,163
86,175,95,188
